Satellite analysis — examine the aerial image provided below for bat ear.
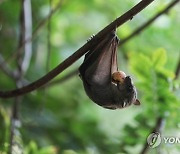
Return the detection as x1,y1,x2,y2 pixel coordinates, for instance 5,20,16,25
133,99,141,105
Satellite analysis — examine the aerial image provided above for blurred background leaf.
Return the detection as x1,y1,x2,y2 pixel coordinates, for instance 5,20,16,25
0,0,180,154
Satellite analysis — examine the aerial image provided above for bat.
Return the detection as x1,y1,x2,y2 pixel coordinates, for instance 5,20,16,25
79,30,140,110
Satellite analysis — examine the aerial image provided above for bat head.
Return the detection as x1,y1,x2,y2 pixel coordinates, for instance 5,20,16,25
117,76,140,106
124,76,134,92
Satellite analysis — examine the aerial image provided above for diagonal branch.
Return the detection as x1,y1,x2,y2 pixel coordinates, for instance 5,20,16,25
175,53,180,80
44,69,79,88
119,0,180,45
45,0,180,88
32,0,63,39
140,118,165,154
0,54,18,80
0,0,154,98
0,53,29,84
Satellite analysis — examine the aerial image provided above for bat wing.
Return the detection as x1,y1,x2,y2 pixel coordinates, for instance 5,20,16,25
79,32,119,86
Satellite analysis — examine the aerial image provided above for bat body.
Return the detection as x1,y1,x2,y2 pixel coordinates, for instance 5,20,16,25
79,31,140,110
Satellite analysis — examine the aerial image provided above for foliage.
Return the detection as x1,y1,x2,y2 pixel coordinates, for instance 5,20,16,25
119,49,180,153
0,0,179,154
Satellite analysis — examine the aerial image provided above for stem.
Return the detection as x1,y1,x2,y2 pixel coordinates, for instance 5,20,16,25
2,0,63,64
0,0,154,98
46,0,52,71
9,0,32,153
44,69,79,88
119,0,180,46
41,0,180,88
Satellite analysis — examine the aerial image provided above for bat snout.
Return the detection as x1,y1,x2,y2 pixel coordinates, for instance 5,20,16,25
125,76,131,80
124,76,135,92
124,76,133,85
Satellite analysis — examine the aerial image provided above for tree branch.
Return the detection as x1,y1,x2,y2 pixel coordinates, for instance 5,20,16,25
119,0,180,46
20,0,32,75
9,0,32,153
0,54,18,80
140,118,165,154
175,53,180,80
32,0,63,40
0,0,154,98
44,69,79,88
44,0,180,88
0,53,29,84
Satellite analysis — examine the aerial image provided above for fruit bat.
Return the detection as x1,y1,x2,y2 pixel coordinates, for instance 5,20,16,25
79,30,140,110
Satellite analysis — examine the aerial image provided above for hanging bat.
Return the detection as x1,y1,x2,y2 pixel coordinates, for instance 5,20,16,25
79,30,140,110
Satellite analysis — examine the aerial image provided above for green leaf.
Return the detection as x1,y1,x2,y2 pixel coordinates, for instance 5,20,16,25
39,146,57,154
62,150,78,154
152,48,167,68
156,67,175,79
129,52,152,81
25,141,38,154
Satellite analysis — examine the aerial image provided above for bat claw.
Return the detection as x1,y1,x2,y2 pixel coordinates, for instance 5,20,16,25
122,102,126,108
87,34,95,42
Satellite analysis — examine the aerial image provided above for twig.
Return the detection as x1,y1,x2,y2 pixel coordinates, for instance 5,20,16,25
32,0,63,40
0,54,29,84
44,0,180,88
140,118,165,154
140,55,180,154
9,97,22,154
0,54,28,84
0,54,18,80
20,0,32,74
175,53,180,80
41,0,53,109
46,0,52,71
0,0,62,81
44,69,79,88
2,0,63,64
119,0,180,46
9,0,32,153
0,0,154,98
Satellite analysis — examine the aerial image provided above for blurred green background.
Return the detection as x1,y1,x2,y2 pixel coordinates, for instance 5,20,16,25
0,0,180,153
